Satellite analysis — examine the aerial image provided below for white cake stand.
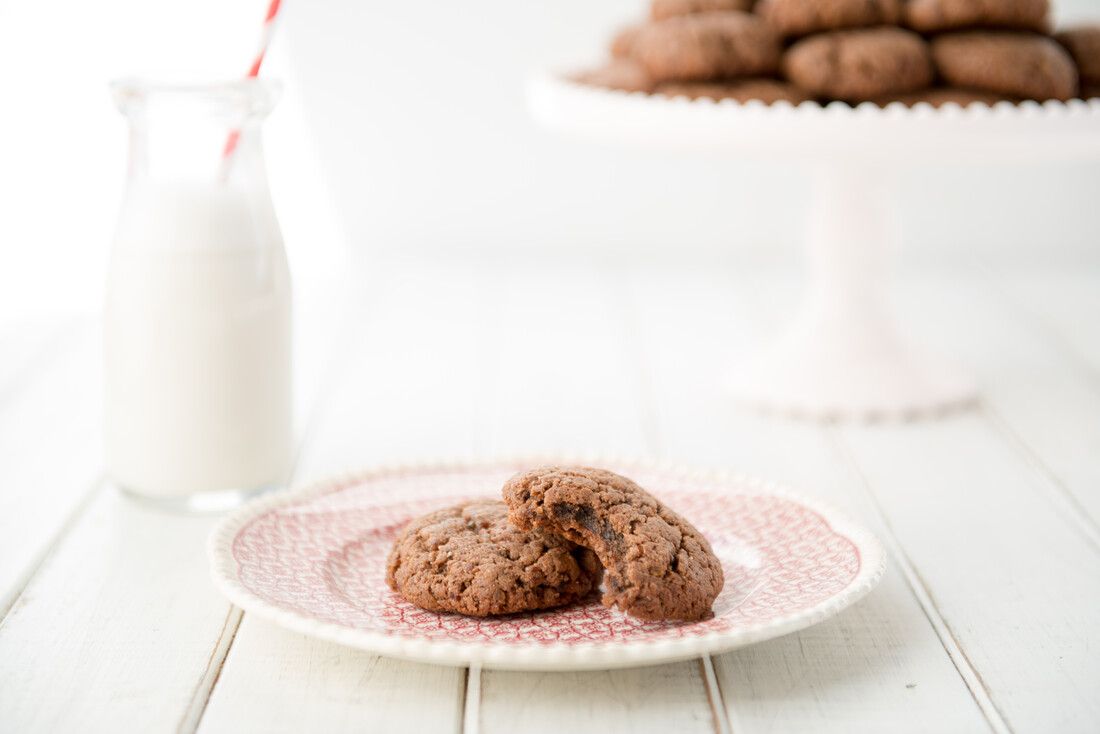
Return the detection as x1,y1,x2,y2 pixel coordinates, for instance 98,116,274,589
528,74,1100,420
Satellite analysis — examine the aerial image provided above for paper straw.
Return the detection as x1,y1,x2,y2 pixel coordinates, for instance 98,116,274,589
221,0,283,162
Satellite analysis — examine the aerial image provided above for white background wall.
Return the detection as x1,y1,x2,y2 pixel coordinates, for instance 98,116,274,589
2,0,1099,329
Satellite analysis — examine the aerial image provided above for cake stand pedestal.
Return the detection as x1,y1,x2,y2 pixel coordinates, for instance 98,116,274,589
528,74,1100,420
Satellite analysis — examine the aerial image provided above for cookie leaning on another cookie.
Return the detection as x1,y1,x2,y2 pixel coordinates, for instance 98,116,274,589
386,500,602,617
756,0,901,38
931,32,1078,102
503,466,725,622
783,28,933,102
905,0,1051,34
630,11,781,83
1055,25,1100,87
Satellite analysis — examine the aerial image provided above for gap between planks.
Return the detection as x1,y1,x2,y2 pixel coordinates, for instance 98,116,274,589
177,607,244,734
974,260,1100,394
979,405,1100,554
699,656,732,734
462,664,482,734
0,476,105,627
825,427,1012,734
177,282,364,733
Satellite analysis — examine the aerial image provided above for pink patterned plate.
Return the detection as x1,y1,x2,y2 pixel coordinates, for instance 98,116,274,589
209,461,885,671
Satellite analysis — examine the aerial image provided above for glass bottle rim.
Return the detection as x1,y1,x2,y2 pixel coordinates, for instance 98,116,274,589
111,77,281,119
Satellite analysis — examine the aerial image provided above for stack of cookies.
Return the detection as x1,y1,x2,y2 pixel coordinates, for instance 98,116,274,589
386,466,725,621
574,0,1100,106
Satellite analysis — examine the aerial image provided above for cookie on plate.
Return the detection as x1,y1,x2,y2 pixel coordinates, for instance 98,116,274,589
651,0,753,21
783,28,933,102
756,0,901,38
905,0,1050,34
1055,25,1100,86
571,60,654,93
931,32,1078,102
503,466,724,622
656,78,813,103
872,88,1013,108
630,12,781,83
386,500,602,617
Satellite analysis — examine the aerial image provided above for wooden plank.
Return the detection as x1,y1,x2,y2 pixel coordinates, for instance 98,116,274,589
197,620,465,734
985,268,1100,374
838,414,1100,733
0,323,104,616
0,490,231,732
950,266,1100,528
624,264,994,734
478,662,717,734
826,268,1100,733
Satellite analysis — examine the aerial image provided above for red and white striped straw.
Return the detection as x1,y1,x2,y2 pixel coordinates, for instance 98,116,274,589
221,0,283,161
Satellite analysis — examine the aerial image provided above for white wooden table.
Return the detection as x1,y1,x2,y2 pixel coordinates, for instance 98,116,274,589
1,254,1098,733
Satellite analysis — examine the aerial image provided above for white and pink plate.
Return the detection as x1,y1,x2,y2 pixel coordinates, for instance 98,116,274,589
209,461,886,671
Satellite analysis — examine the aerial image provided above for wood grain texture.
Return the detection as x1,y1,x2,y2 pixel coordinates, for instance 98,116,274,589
198,619,465,734
0,324,104,616
839,414,1100,734
479,662,716,734
956,267,1100,530
5,258,1100,733
0,490,230,732
624,265,993,733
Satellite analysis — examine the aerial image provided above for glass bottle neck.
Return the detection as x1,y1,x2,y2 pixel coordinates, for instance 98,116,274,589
113,78,279,188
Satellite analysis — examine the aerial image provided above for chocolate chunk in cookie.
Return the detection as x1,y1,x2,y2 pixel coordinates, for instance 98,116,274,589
630,12,781,83
386,500,602,617
872,88,1014,108
783,28,933,102
756,0,901,38
905,0,1050,34
931,32,1078,102
1055,25,1100,85
503,467,724,622
656,78,813,103
651,0,754,21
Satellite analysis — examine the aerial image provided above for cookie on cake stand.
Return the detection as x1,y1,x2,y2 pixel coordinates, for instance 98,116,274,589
527,75,1100,419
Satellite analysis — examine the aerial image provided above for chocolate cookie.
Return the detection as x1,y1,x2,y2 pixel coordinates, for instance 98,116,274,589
1055,25,1100,85
630,12,781,83
571,61,654,93
656,78,813,103
872,88,1013,107
651,0,754,21
1082,84,1100,100
931,32,1078,102
756,0,900,38
905,0,1050,34
611,24,643,59
386,500,602,617
783,28,933,102
502,467,724,622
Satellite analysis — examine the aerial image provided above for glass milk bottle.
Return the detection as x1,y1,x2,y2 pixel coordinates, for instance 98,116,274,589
106,79,291,511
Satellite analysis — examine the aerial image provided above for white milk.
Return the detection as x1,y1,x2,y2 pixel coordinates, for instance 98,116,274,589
105,182,292,500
